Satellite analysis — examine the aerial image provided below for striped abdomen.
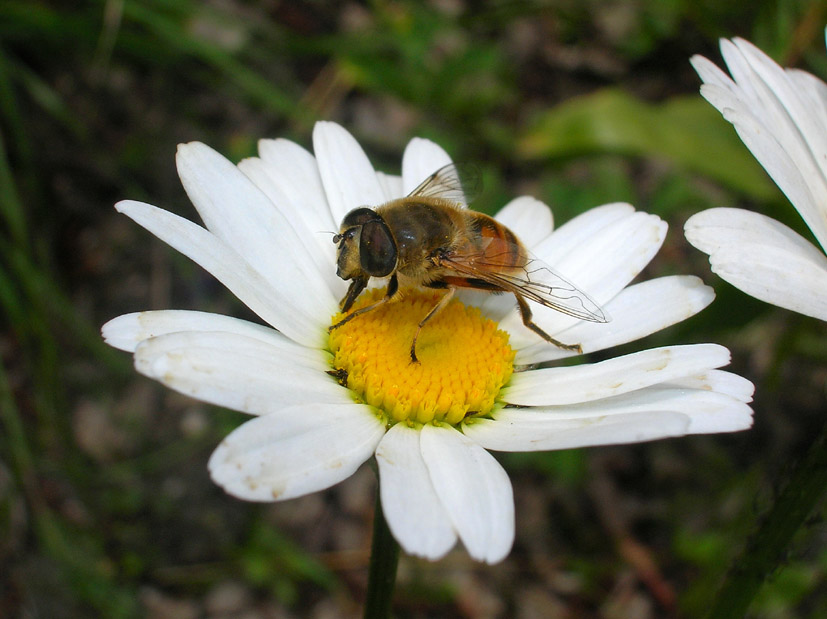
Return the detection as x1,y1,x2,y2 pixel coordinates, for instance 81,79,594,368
459,211,528,271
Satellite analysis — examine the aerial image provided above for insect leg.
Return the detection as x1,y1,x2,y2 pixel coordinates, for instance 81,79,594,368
329,275,399,332
410,287,456,363
339,276,368,312
514,294,582,353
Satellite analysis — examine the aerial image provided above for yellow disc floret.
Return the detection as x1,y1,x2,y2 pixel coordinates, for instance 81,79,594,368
328,288,515,426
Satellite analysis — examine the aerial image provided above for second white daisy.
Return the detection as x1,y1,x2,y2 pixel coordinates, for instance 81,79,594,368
685,34,827,321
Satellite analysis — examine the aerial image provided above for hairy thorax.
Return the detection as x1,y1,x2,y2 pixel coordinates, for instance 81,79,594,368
377,198,464,283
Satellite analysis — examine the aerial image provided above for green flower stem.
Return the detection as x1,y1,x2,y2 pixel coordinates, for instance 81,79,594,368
364,485,400,619
708,419,827,618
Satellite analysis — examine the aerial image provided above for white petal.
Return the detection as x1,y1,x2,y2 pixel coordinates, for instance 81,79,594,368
134,332,348,413
526,386,752,433
237,156,341,294
686,209,827,320
313,121,386,224
494,196,554,248
115,200,329,347
514,276,715,364
787,68,827,131
532,202,635,265
103,310,300,353
465,386,753,452
420,424,514,564
664,370,754,403
176,143,338,312
690,54,735,91
685,208,824,262
542,210,666,298
708,244,827,320
256,138,337,234
375,172,404,202
504,344,731,406
376,424,457,560
401,137,454,195
465,411,690,451
208,403,385,502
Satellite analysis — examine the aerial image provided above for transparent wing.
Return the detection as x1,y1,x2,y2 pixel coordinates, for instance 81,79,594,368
441,250,609,324
408,163,481,207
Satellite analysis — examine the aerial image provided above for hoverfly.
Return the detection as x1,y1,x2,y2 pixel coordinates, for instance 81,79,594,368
330,164,608,361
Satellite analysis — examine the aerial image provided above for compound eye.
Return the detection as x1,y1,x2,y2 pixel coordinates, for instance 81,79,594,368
341,207,379,228
359,220,397,277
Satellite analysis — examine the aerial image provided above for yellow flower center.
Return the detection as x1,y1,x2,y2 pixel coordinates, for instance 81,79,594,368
328,288,515,426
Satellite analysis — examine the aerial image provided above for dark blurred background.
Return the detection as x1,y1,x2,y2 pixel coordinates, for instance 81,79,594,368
1,1,826,617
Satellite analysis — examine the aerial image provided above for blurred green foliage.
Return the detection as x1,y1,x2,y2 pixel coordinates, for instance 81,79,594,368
1,0,826,616
519,89,778,199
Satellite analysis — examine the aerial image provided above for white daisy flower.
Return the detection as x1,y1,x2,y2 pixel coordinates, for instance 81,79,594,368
685,34,827,321
103,121,753,564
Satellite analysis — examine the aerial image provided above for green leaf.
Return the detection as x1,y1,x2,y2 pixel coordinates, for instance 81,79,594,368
518,88,778,201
